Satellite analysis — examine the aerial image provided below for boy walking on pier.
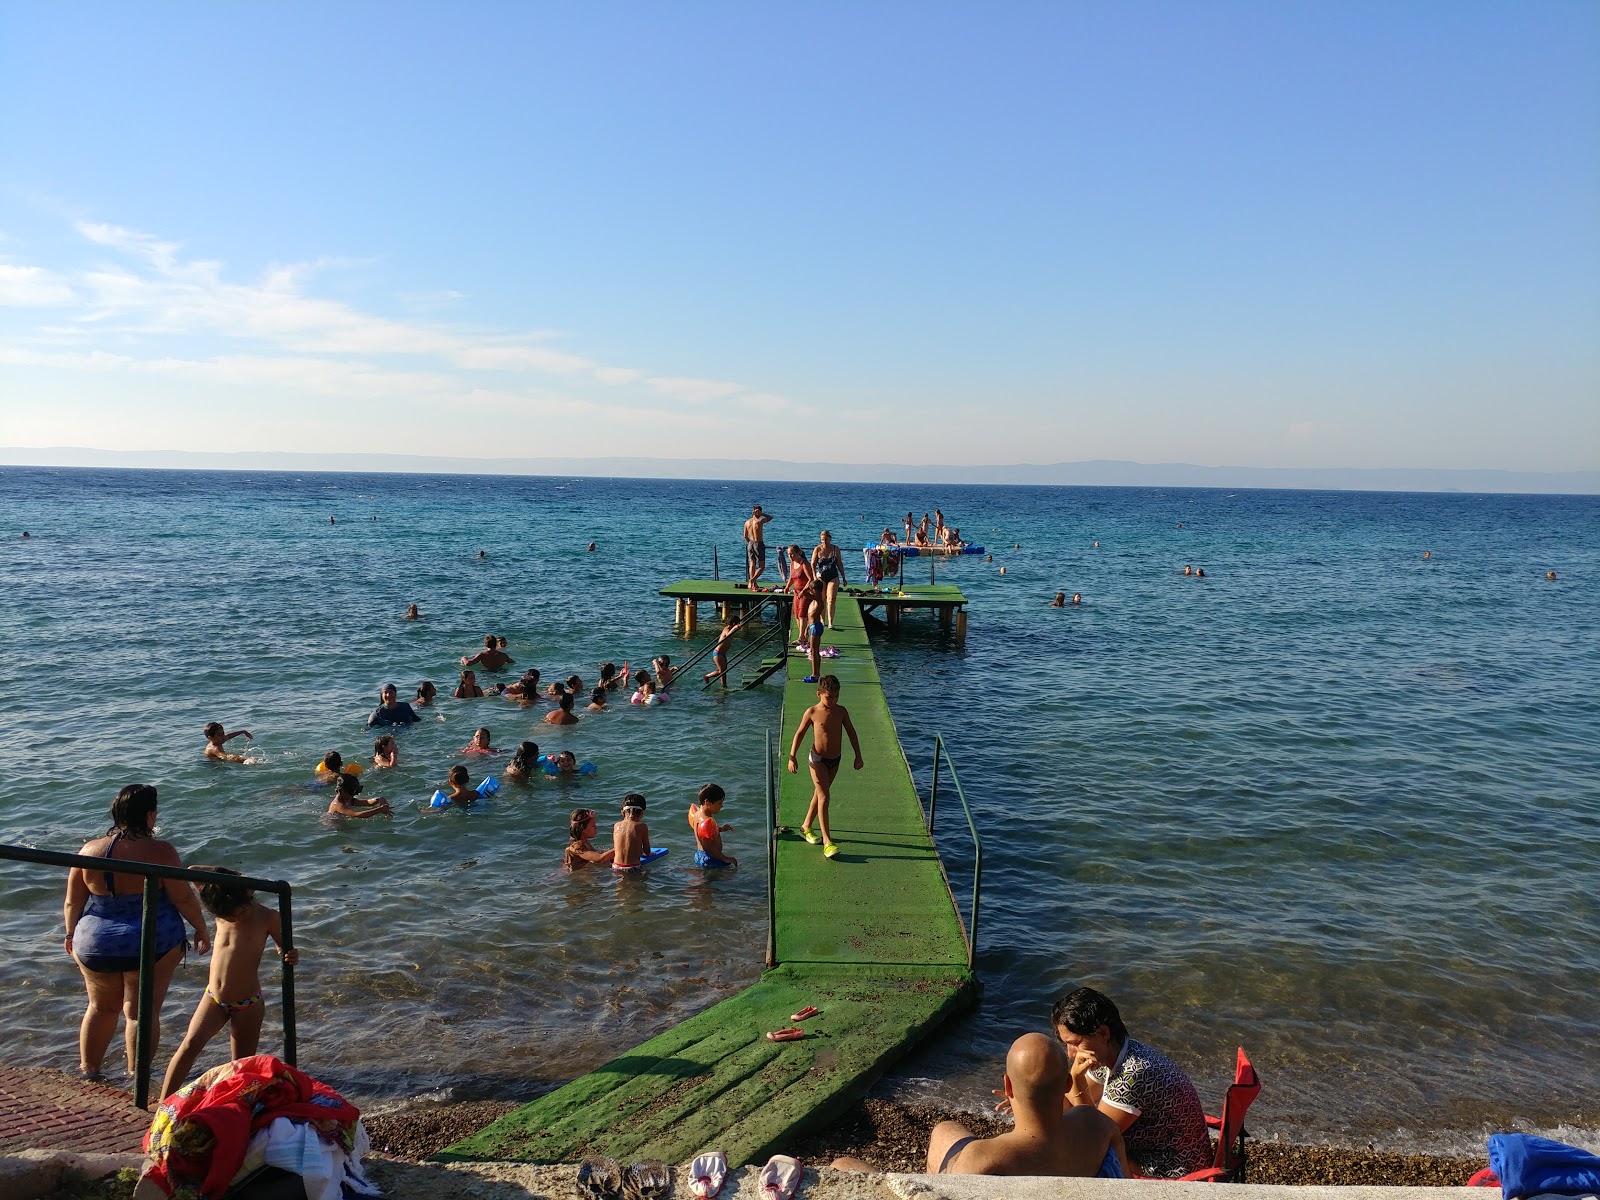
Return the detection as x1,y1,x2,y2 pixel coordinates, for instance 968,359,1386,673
787,675,863,859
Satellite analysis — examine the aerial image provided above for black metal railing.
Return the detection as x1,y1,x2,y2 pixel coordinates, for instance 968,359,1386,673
0,843,297,1109
925,735,982,970
765,728,778,969
671,593,781,681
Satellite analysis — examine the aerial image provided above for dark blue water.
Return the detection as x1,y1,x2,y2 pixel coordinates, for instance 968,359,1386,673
1,467,1596,1152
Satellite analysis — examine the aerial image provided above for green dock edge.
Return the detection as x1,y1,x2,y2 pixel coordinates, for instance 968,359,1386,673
437,591,976,1167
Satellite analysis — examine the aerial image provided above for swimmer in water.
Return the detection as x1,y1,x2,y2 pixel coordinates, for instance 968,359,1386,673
476,549,486,560
371,735,398,769
415,681,438,707
439,764,476,807
460,727,497,755
551,750,580,775
327,771,392,818
599,661,629,692
586,687,608,712
544,692,579,726
1072,593,1082,605
506,741,541,779
455,669,484,699
1195,568,1205,578
652,655,674,691
1547,570,1557,581
1183,565,1193,576
202,723,253,763
405,603,420,620
461,634,513,672
1422,551,1431,560
1050,593,1066,608
564,809,615,869
587,541,597,552
612,794,652,869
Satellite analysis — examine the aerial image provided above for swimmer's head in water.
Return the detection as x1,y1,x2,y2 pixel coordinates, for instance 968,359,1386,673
417,681,437,700
203,722,225,739
590,687,606,705
483,634,496,650
196,866,252,920
406,604,419,617
599,662,616,681
566,674,582,691
460,669,476,685
1052,593,1065,607
322,751,344,773
470,727,491,747
497,636,508,649
448,764,470,787
556,751,578,771
334,771,363,798
510,740,540,772
380,683,398,700
559,692,575,712
569,808,597,839
1548,570,1557,580
1072,593,1082,604
373,735,395,757
621,791,647,814
109,784,159,837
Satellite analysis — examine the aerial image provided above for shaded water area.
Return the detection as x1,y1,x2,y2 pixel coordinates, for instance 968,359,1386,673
1,467,1596,1153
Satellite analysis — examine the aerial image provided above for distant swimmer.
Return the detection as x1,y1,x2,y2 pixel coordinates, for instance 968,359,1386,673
476,549,486,559
329,517,335,525
1015,543,1020,550
587,541,597,552
1547,570,1558,581
405,604,421,620
999,566,1007,574
1093,541,1099,548
1183,565,1193,576
1422,551,1431,560
1175,523,1182,528
985,554,993,563
20,531,29,539
202,723,253,763
461,634,513,671
1051,593,1066,607
1072,593,1082,605
1195,568,1205,578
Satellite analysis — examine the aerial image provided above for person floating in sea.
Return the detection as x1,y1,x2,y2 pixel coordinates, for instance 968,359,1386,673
586,687,608,712
505,741,541,780
690,783,736,869
371,736,398,769
202,723,253,763
367,684,420,729
787,674,863,860
460,727,497,755
404,603,421,620
1183,565,1193,575
1072,593,1082,605
414,680,438,707
743,504,775,590
564,809,615,869
612,794,652,869
1051,593,1066,608
544,692,579,725
703,619,736,688
454,670,484,699
599,662,628,692
1547,570,1558,581
158,866,298,1102
439,764,477,808
460,634,513,672
327,771,392,818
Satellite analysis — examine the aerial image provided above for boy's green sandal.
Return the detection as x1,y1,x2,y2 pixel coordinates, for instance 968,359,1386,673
801,828,821,845
823,842,840,858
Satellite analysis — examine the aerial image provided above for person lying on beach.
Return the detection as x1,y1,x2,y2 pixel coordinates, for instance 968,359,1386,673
460,634,513,671
586,687,608,712
703,620,736,688
833,1034,1127,1178
506,741,541,780
544,692,579,726
202,723,253,763
367,684,420,728
414,681,438,707
599,661,629,692
612,794,652,869
689,784,736,868
454,669,485,699
327,771,392,818
1050,987,1212,1178
371,736,398,769
564,809,615,869
460,727,497,755
786,674,863,860
158,867,299,1103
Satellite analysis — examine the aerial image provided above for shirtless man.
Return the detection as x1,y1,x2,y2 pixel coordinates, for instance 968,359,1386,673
833,1034,1128,1178
460,634,513,671
786,674,863,859
743,504,775,589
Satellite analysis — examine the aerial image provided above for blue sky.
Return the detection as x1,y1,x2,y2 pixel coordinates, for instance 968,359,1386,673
2,2,1596,470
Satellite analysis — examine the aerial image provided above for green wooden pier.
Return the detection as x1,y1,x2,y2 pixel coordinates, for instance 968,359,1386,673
439,587,978,1168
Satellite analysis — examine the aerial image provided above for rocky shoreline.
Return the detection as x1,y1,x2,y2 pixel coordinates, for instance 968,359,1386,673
363,1097,1484,1186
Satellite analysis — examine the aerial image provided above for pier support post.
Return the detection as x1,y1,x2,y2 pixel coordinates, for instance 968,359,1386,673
938,604,952,630
955,609,967,642
686,602,698,633
887,604,899,632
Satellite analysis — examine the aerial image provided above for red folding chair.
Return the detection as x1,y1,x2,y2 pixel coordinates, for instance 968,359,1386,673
1179,1046,1261,1183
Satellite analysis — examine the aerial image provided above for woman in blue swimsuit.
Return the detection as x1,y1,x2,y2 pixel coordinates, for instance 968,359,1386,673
63,784,211,1079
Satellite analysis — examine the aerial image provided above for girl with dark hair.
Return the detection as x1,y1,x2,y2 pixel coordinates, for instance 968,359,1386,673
62,785,211,1080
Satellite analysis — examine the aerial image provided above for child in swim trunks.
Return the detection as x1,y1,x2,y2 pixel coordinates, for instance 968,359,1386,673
564,808,615,869
158,867,298,1102
690,784,736,868
802,584,825,684
786,675,864,859
703,619,736,688
202,723,252,763
612,794,652,869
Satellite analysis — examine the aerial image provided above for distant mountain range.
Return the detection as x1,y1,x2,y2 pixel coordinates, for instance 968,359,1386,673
3,446,1596,494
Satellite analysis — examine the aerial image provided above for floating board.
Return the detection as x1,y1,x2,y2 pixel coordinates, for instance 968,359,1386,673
863,544,983,557
614,847,669,870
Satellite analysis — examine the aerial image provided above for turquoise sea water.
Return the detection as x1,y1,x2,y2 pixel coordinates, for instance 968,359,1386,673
1,467,1596,1152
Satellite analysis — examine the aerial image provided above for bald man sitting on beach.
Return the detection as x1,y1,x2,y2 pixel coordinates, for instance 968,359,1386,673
833,1033,1129,1178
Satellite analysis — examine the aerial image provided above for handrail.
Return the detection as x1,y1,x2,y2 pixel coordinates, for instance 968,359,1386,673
672,594,780,680
926,735,981,970
765,728,777,969
707,617,788,690
0,842,297,1110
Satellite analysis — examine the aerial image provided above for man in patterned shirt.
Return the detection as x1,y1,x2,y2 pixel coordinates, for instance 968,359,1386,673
1051,987,1213,1178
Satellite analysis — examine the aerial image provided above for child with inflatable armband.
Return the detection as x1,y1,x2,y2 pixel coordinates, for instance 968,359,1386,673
612,794,652,870
689,783,736,869
202,722,253,763
429,764,497,809
631,670,664,705
544,750,597,777
460,727,497,755
505,741,541,780
564,808,615,870
327,771,392,818
544,692,580,726
158,866,298,1103
313,751,362,782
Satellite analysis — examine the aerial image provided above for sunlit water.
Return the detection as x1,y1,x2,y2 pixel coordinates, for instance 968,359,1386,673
1,467,1596,1153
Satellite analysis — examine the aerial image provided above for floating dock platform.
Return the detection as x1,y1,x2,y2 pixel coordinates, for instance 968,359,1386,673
660,579,968,637
439,591,976,1167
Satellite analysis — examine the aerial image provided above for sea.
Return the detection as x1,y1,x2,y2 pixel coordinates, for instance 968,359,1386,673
1,466,1596,1155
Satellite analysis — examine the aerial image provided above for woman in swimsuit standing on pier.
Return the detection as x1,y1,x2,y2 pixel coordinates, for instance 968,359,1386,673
811,531,847,629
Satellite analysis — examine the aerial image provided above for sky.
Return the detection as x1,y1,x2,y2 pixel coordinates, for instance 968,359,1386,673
1,2,1597,472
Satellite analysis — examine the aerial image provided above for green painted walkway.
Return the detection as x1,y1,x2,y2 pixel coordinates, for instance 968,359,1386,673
439,593,975,1168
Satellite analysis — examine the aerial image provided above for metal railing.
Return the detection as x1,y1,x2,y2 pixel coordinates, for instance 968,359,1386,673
925,735,982,970
0,843,297,1110
671,593,781,681
765,728,777,969
712,619,789,690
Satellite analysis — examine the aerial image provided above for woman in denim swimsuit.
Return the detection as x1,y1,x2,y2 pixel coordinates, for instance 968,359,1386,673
63,785,210,1079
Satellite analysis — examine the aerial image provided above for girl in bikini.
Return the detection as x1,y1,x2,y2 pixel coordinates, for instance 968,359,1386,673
158,867,298,1102
564,809,616,869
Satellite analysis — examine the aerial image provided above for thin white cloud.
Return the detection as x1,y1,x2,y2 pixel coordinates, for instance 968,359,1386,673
645,376,747,405
0,264,78,306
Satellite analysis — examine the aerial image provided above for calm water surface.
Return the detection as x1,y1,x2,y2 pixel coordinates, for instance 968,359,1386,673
1,467,1596,1153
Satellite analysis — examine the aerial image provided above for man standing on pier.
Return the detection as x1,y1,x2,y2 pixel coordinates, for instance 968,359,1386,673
743,504,774,590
